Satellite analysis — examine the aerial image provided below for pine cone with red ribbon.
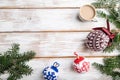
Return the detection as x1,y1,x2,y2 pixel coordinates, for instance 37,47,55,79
85,19,115,51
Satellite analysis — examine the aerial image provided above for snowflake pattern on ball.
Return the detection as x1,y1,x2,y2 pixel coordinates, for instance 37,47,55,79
42,62,60,80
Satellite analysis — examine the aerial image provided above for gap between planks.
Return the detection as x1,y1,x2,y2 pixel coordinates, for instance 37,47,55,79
0,30,91,33
34,56,116,59
0,30,120,33
0,7,80,9
0,7,118,9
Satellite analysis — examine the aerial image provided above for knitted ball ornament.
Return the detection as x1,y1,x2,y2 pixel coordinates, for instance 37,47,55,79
42,62,60,80
73,52,90,73
85,19,115,51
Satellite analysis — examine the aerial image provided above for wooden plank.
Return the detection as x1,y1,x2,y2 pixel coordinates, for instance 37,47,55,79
0,32,118,57
0,9,116,31
0,0,96,8
0,58,109,80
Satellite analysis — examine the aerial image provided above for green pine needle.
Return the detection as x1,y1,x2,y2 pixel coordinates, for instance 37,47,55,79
92,0,120,53
92,1,120,80
92,0,120,29
92,55,120,80
0,43,36,80
104,33,120,53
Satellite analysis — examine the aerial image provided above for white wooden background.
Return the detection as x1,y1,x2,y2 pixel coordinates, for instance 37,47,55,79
0,0,117,80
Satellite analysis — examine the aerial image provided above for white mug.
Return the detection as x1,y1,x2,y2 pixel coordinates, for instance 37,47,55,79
79,5,96,21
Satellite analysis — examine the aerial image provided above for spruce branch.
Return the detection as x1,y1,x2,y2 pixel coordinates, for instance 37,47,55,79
104,33,120,52
92,1,120,80
92,0,119,8
0,43,36,80
92,0,120,28
93,55,120,80
92,0,120,52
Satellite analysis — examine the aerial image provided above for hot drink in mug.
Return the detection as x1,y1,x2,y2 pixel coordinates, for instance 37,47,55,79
79,5,96,21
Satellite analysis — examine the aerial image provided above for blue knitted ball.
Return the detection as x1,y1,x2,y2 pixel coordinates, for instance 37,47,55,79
42,62,60,80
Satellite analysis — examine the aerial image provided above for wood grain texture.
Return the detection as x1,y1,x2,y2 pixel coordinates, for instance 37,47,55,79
0,0,95,9
0,32,118,57
1,58,107,80
0,9,116,31
0,0,118,80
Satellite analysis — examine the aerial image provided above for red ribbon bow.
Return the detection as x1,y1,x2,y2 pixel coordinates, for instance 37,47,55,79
92,19,115,44
74,52,84,64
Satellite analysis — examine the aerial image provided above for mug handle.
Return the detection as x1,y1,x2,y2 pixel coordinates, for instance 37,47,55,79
91,18,98,22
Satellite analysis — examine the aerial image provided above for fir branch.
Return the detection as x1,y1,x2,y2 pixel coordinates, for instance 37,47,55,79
93,55,120,80
104,33,120,52
0,43,36,80
92,0,119,8
92,0,120,29
97,11,107,18
114,76,120,80
92,1,120,80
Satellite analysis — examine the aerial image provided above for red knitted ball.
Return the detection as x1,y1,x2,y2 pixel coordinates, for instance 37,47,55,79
73,56,90,73
85,30,110,51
